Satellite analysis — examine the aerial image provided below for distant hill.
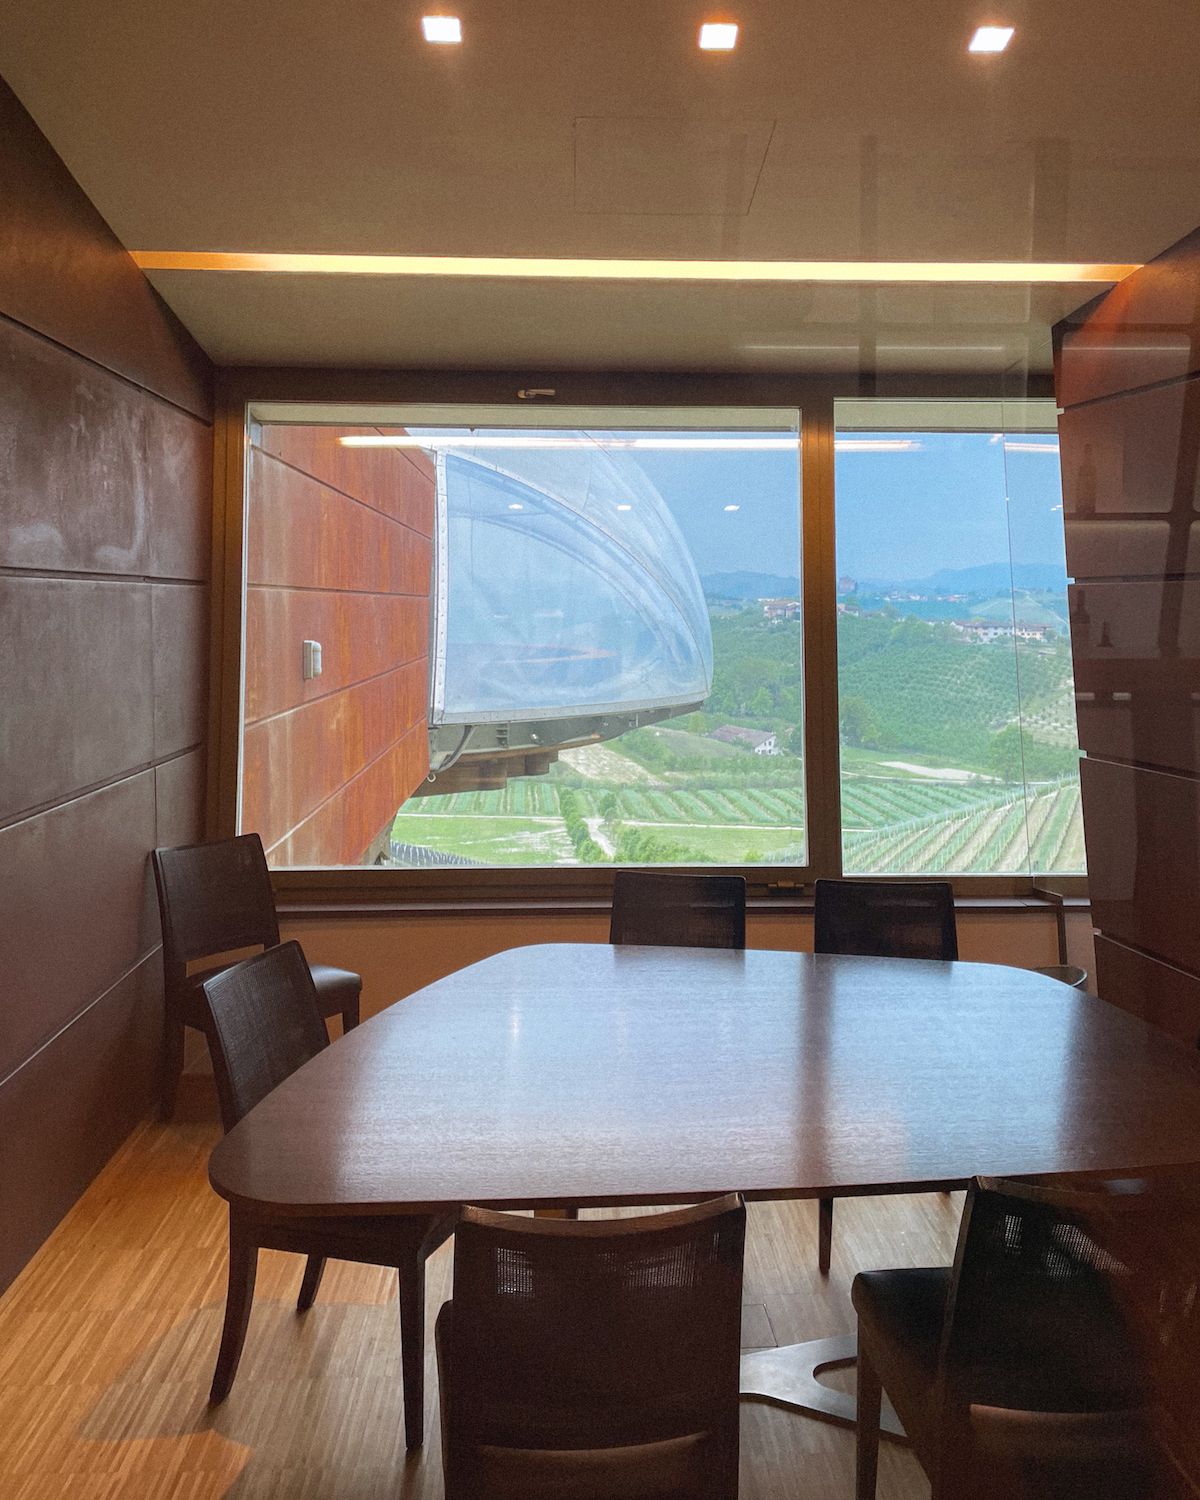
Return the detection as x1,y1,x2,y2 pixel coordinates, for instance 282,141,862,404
857,562,1068,595
968,592,1069,628
703,571,801,601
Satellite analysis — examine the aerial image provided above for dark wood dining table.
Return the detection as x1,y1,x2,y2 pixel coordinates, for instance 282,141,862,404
209,942,1200,1432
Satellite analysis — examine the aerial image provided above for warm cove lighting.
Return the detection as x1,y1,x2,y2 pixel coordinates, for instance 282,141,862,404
130,251,1140,284
969,25,1014,52
699,21,739,49
422,14,462,43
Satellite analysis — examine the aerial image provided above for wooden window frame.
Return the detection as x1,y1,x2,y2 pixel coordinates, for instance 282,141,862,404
208,365,1084,903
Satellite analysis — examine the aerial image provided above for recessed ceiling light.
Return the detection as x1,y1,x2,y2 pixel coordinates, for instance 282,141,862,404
724,503,740,512
616,503,633,511
507,502,524,511
699,22,739,50
422,15,462,44
968,24,1014,52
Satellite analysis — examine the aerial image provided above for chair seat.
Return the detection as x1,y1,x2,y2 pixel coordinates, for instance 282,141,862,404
180,957,361,1024
853,1266,950,1428
257,1209,457,1269
464,1434,713,1500
854,1262,1147,1419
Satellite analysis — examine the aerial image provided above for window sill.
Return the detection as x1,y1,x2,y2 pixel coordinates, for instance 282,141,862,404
276,892,1090,922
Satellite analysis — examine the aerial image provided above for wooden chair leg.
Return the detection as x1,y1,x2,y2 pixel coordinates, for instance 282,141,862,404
160,1009,187,1121
211,1218,259,1404
342,993,361,1031
818,1196,833,1274
297,1254,326,1311
435,1302,455,1496
398,1255,427,1449
856,1341,883,1500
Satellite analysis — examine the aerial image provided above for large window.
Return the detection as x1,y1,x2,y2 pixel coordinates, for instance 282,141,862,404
241,406,806,870
235,390,1085,883
834,400,1084,876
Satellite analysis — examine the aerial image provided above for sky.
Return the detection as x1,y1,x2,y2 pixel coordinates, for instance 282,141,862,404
616,440,801,579
834,431,1066,584
414,425,1067,589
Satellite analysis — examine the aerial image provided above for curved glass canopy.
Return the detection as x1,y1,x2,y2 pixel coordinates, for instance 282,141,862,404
431,435,714,725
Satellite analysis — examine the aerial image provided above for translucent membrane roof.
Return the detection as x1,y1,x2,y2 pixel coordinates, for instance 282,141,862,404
428,432,714,724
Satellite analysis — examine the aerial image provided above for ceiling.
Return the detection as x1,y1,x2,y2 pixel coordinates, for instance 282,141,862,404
3,0,1199,375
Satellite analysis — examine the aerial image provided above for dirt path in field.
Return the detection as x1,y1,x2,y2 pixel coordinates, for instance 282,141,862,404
585,817,616,856
561,744,662,784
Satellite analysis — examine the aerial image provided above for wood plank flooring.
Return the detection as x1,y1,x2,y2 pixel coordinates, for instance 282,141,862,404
0,1088,962,1498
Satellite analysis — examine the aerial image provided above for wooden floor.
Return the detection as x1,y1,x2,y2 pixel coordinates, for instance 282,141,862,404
0,1088,962,1499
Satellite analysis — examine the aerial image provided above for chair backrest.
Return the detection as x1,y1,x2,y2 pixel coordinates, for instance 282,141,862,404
813,877,958,960
199,942,329,1132
936,1175,1200,1494
152,833,280,977
443,1195,745,1491
609,871,747,949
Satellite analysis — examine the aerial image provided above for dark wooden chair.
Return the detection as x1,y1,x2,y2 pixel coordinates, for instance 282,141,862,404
609,870,747,949
200,942,455,1448
812,876,958,1272
813,876,958,962
854,1175,1196,1500
152,832,361,1118
436,1194,746,1500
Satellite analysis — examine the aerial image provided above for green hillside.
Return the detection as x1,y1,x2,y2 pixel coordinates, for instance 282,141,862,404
836,612,1077,776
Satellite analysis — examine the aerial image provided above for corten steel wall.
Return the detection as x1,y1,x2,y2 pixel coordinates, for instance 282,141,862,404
0,79,213,1290
242,426,433,865
1055,228,1200,1044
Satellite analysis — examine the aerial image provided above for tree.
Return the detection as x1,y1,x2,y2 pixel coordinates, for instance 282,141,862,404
839,695,880,749
750,686,773,718
989,724,1024,783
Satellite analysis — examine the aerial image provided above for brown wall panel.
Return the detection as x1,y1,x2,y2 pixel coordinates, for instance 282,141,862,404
0,576,153,821
0,773,157,1082
246,449,432,595
1060,378,1200,581
1055,228,1200,407
256,425,435,535
1062,519,1200,586
0,316,213,581
0,317,151,574
1060,378,1200,522
0,78,210,420
0,84,212,1291
1081,758,1200,975
154,750,206,852
1070,578,1200,774
0,953,160,1291
150,583,208,758
244,590,427,722
243,429,434,866
243,663,427,852
1093,935,1200,1048
145,400,213,581
271,728,429,866
1058,226,1200,1035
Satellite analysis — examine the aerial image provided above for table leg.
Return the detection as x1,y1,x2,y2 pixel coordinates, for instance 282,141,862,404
739,1336,907,1440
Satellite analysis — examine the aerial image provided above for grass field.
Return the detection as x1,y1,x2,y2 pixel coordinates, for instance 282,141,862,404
391,814,575,865
392,738,1084,874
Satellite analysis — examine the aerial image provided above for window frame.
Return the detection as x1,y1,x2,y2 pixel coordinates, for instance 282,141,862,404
208,366,1083,902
